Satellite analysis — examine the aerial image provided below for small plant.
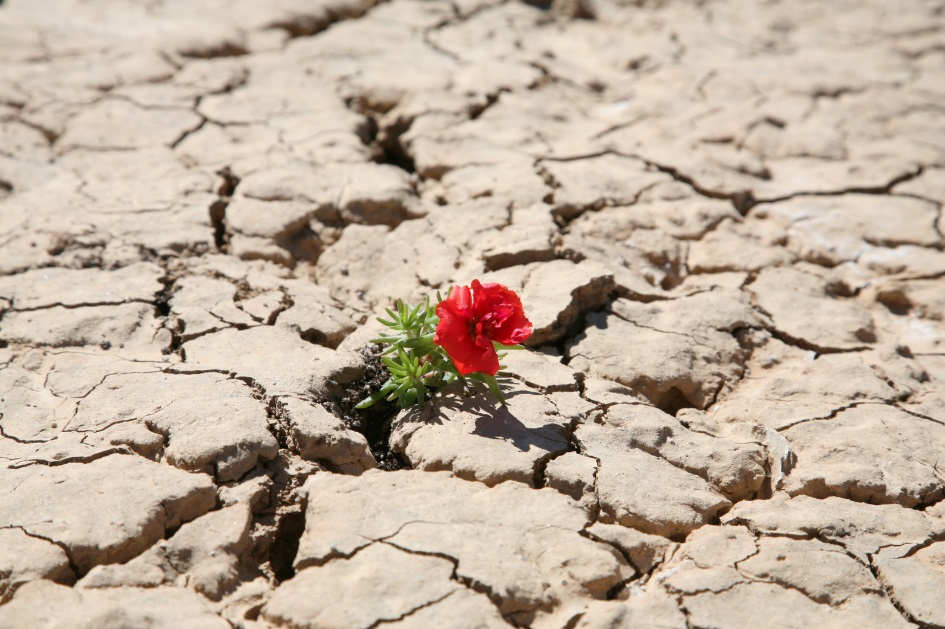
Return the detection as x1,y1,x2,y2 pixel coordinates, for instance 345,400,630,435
357,280,532,410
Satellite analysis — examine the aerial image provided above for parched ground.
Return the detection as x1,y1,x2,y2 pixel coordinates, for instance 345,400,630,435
1,0,945,627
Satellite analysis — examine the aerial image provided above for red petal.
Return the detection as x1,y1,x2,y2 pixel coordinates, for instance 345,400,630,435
434,284,502,375
436,284,472,320
450,334,500,376
435,320,499,376
471,279,532,346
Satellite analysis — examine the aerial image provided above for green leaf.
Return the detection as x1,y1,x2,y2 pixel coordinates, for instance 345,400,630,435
469,373,506,405
370,336,399,345
356,379,397,409
382,356,407,376
440,360,461,377
493,341,525,351
402,334,436,356
396,346,412,368
395,380,412,399
408,302,423,324
355,389,386,409
386,376,408,401
484,378,505,405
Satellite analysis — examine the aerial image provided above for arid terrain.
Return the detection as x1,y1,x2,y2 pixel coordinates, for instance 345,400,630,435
1,0,945,627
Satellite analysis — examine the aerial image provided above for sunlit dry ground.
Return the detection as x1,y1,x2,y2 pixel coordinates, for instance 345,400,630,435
1,0,945,627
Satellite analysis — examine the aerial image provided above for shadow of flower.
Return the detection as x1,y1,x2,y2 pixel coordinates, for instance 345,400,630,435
396,381,567,453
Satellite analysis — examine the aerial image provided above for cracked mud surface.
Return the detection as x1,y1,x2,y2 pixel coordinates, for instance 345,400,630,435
1,0,945,627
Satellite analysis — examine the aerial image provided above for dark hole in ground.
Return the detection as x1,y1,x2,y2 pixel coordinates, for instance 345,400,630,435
216,166,240,197
154,281,185,356
854,327,877,343
154,290,171,317
359,112,379,145
731,190,756,216
210,167,239,251
209,200,228,250
300,329,328,347
333,345,408,471
668,531,689,544
657,386,696,417
605,581,628,600
373,125,415,174
348,99,416,175
877,288,912,316
275,223,324,263
270,509,305,582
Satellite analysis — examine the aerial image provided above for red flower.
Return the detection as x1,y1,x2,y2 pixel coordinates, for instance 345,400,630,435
433,280,532,376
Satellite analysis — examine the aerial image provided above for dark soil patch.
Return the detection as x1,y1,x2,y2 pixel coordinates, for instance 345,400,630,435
334,344,408,471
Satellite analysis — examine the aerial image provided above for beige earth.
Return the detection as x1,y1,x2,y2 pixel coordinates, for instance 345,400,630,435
1,0,944,627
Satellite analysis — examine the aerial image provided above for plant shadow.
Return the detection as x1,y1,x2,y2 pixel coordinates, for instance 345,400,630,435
398,380,567,453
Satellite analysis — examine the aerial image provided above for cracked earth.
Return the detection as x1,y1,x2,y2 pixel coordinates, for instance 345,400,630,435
1,0,944,627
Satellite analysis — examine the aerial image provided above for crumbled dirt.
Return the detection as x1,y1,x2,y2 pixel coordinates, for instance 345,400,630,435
331,345,408,472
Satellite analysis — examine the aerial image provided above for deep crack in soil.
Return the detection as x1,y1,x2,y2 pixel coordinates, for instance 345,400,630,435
331,344,408,471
